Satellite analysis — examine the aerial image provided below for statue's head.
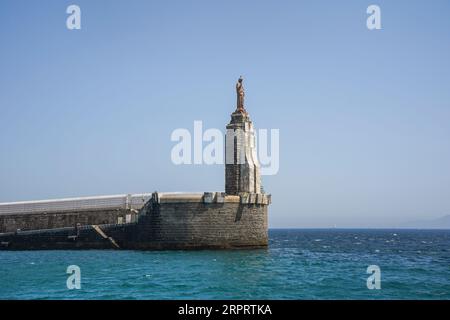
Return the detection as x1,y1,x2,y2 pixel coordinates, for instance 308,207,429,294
238,76,243,83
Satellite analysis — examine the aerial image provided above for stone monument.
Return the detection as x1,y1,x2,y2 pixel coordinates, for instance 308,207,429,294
225,77,261,195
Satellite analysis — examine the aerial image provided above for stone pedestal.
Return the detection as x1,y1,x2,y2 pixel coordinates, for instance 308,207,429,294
225,110,261,195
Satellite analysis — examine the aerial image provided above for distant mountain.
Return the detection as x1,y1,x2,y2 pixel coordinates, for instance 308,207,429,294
400,215,450,229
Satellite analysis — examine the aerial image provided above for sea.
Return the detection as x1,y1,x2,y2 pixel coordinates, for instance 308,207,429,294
0,229,449,300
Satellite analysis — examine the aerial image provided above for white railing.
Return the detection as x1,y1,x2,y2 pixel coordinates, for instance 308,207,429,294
0,193,152,215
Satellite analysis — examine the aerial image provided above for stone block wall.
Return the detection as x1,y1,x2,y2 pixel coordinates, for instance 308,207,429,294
128,192,269,249
0,209,137,234
0,192,270,250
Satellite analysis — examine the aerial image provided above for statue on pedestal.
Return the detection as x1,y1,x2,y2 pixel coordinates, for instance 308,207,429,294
236,76,246,113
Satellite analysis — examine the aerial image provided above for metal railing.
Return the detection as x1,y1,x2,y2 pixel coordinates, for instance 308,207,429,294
0,193,152,215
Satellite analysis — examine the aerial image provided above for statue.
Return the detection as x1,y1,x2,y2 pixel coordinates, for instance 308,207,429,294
236,76,245,112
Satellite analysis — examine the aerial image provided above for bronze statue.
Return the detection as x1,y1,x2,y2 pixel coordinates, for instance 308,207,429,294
236,76,245,112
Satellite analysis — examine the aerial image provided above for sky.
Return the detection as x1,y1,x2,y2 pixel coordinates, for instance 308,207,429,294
1,0,450,228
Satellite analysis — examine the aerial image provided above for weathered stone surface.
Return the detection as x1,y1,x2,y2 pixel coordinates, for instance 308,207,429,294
225,112,261,195
203,192,214,203
128,199,268,249
216,192,225,203
0,197,268,250
0,209,138,234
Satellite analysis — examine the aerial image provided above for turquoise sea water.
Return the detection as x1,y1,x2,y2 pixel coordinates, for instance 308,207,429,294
0,229,449,299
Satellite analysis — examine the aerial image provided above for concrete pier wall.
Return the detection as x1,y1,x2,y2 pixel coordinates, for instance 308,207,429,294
0,192,270,250
129,192,269,249
0,209,137,234
0,193,149,233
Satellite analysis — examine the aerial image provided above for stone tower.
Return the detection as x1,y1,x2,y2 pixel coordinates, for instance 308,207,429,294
225,77,261,195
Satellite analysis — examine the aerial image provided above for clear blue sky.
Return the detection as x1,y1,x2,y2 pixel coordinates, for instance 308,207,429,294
1,0,450,227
